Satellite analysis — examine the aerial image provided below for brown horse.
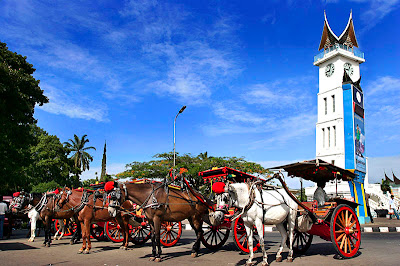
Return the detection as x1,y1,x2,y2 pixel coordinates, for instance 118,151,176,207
107,180,210,262
56,188,134,254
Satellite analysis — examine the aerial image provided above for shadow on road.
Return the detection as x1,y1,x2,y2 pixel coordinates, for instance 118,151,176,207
0,242,39,251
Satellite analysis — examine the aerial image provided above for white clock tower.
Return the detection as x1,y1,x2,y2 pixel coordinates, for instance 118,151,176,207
314,11,365,169
313,11,370,223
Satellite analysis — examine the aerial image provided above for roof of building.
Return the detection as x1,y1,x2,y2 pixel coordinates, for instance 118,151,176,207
318,11,359,51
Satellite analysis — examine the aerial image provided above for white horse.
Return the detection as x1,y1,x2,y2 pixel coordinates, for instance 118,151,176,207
53,219,67,240
212,182,298,266
27,208,42,242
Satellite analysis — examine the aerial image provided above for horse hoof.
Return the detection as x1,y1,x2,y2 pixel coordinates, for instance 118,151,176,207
83,249,90,254
46,243,51,247
70,240,74,245
262,262,269,266
78,249,83,254
276,256,282,262
191,252,198,258
155,258,161,262
287,258,293,263
149,257,155,261
245,262,255,266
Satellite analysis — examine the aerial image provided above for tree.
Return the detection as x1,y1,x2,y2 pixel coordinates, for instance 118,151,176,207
0,41,48,194
100,141,107,181
31,180,60,193
116,152,271,195
64,134,96,172
381,179,392,194
27,125,81,189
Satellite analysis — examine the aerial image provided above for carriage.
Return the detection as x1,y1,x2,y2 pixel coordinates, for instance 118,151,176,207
199,161,361,259
270,159,361,259
199,167,265,253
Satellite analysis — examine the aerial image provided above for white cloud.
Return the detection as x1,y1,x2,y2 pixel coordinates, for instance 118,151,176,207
213,103,266,124
38,83,109,122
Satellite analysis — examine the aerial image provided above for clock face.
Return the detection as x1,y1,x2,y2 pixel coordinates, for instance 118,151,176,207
325,63,335,77
344,63,354,76
356,91,361,103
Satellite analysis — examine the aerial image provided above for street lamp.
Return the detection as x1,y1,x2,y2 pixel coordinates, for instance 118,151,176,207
174,106,186,168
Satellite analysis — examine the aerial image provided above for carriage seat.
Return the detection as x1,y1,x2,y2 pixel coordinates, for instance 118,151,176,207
298,201,336,218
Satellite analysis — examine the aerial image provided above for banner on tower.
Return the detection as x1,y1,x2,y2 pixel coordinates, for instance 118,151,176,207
354,113,366,173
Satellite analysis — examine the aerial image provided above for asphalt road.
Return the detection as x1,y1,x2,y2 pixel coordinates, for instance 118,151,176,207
1,230,400,266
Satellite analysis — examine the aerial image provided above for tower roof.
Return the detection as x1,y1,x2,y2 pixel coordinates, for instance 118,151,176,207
318,11,359,51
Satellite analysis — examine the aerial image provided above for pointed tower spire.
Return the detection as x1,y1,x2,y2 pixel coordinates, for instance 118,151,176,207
318,11,359,50
100,141,107,181
385,171,393,183
392,170,400,185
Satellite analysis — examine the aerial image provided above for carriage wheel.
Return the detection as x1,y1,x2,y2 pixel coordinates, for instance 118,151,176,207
90,223,105,241
201,225,230,250
105,220,130,243
288,229,313,254
54,219,76,236
330,204,361,258
131,221,152,245
232,217,263,253
160,221,182,247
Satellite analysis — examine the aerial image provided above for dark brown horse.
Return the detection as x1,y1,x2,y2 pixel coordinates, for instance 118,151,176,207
56,188,134,253
107,180,210,262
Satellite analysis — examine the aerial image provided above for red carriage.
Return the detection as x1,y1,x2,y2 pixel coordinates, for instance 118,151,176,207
199,167,265,253
271,159,361,259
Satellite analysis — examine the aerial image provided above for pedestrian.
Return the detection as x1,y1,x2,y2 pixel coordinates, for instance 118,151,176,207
389,195,400,220
0,195,9,239
365,193,374,223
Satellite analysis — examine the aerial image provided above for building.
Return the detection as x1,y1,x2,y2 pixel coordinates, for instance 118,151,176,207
307,11,370,224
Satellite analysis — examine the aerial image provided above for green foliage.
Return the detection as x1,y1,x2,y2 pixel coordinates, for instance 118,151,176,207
0,41,48,194
116,152,271,195
381,179,392,194
26,125,81,188
64,134,96,172
31,180,60,193
295,188,307,202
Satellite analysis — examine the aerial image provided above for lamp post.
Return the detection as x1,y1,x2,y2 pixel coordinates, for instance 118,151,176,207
174,106,186,168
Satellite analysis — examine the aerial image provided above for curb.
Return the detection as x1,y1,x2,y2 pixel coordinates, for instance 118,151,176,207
184,224,400,233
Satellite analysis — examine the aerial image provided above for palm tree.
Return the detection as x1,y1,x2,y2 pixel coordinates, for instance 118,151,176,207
64,134,96,172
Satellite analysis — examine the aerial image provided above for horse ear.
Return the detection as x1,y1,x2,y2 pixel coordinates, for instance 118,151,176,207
224,184,230,193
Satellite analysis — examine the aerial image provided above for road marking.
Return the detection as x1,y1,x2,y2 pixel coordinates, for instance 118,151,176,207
379,227,389,232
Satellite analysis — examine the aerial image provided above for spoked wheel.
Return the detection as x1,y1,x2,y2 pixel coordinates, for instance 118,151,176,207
105,220,130,243
160,221,182,247
54,219,77,236
330,204,361,258
288,229,313,254
90,223,105,241
201,225,230,250
131,221,152,245
232,217,264,253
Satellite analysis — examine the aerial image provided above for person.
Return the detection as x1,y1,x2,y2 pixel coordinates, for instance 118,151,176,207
365,193,374,223
0,195,9,239
314,180,330,207
389,195,400,220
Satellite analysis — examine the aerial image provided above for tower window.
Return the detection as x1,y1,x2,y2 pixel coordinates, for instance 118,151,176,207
333,126,336,147
324,98,327,115
332,95,335,112
327,127,331,147
322,128,325,148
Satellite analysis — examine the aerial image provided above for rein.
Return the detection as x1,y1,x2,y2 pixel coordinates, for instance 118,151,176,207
57,191,90,214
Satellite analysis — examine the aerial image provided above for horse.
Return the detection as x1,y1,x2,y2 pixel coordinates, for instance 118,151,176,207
211,181,298,266
56,188,133,253
106,180,210,262
10,192,43,242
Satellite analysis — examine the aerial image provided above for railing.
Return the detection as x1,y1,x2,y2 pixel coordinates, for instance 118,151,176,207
314,43,364,62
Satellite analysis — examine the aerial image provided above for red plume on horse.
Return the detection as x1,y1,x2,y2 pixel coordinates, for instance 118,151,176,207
212,182,226,194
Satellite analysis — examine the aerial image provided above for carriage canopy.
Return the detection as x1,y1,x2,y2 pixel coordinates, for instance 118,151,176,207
271,159,356,183
199,167,259,183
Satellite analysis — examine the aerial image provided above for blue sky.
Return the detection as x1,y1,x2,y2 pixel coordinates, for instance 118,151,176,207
1,0,399,186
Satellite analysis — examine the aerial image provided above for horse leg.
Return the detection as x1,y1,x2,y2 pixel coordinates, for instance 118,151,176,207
46,217,52,247
286,211,296,262
149,221,156,261
275,223,287,262
78,222,86,253
245,222,255,266
153,217,162,262
117,216,128,250
255,219,268,266
83,220,91,254
188,217,203,257
29,215,37,242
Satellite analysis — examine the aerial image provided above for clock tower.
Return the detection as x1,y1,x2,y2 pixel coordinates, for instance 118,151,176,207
314,11,370,223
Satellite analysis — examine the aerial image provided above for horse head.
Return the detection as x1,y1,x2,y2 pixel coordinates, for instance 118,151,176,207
54,188,72,212
211,182,236,224
10,191,31,214
105,181,123,217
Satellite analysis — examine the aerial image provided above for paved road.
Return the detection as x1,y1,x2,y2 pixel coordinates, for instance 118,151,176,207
1,230,399,266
